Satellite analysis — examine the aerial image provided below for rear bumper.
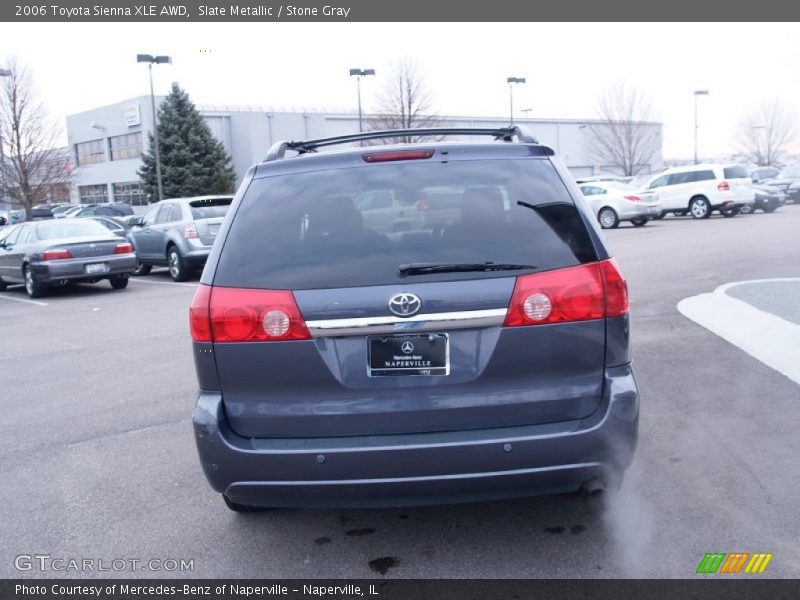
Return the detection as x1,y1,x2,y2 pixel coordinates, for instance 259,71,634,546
619,203,661,220
192,364,640,508
33,254,137,282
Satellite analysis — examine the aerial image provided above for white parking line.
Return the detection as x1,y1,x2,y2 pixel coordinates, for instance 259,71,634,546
677,279,800,386
128,278,197,289
0,294,48,306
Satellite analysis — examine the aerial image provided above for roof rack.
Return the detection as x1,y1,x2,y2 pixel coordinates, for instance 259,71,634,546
263,126,538,162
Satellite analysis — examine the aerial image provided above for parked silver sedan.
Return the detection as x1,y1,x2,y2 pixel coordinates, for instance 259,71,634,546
579,182,661,228
0,219,136,298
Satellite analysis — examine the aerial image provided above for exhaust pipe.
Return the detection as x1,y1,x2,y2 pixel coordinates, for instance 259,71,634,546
579,478,606,497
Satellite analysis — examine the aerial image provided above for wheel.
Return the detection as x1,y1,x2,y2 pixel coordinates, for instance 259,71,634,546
109,275,129,290
132,261,152,276
689,197,711,219
739,203,754,215
223,494,268,513
630,217,649,227
720,207,739,218
651,211,665,220
24,265,47,299
167,246,189,282
763,205,777,213
598,207,619,229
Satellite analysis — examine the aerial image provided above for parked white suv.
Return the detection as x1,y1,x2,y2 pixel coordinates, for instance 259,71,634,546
642,164,755,219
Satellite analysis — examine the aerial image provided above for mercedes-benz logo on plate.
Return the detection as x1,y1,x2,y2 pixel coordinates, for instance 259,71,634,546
388,292,422,317
401,341,415,354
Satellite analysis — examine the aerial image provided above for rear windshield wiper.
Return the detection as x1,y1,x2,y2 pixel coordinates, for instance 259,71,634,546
398,261,537,276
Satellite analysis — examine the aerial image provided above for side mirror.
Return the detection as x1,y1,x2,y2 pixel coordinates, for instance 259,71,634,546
129,216,144,227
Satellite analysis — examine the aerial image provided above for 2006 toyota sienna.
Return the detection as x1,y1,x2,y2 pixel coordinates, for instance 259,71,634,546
190,127,639,511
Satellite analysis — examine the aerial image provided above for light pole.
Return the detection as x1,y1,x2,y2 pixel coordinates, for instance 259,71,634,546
349,68,375,133
137,53,171,202
693,90,709,164
521,108,533,119
0,69,10,201
506,77,526,125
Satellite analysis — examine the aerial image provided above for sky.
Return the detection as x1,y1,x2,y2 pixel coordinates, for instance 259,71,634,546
1,22,799,159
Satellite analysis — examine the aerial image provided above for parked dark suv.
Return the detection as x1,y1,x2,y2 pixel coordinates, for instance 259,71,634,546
190,127,639,511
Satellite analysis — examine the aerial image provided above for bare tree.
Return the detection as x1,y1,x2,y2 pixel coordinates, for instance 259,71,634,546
0,57,69,220
366,57,443,143
736,100,798,166
584,82,660,176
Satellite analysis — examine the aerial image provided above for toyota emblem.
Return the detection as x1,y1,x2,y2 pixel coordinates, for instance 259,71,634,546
388,292,422,317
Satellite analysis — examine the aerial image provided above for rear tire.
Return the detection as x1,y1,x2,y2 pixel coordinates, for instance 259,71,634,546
598,207,619,229
132,261,152,276
223,495,269,513
689,197,711,219
763,205,777,213
652,211,666,220
739,204,754,215
109,275,129,290
167,246,189,282
630,217,649,227
720,207,739,218
24,265,47,299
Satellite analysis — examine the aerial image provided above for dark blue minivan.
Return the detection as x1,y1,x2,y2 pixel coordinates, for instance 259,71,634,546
190,127,639,511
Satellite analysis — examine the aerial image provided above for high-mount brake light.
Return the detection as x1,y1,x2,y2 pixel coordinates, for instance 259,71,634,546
362,150,435,163
504,259,628,327
189,285,311,343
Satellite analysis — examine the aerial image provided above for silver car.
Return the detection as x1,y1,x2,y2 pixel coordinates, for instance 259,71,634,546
128,196,233,281
579,182,661,228
0,219,136,298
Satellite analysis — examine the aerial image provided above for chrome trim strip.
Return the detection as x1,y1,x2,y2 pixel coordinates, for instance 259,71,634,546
306,308,508,337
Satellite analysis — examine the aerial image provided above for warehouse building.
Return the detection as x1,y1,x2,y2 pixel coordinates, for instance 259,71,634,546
66,97,664,206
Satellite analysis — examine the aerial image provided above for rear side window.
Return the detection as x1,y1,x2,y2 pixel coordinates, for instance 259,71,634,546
214,158,599,290
189,198,232,219
723,166,749,179
694,170,716,182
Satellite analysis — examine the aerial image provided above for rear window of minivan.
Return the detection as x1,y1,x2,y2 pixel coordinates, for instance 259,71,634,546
214,159,598,290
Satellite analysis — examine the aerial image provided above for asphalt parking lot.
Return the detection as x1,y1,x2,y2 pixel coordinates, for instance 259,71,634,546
1,207,799,579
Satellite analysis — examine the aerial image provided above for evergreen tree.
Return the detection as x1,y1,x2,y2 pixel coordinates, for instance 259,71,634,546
138,83,236,200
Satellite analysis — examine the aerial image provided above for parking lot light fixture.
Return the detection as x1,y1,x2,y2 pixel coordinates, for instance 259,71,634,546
693,90,709,164
349,68,375,134
506,77,526,125
137,53,172,202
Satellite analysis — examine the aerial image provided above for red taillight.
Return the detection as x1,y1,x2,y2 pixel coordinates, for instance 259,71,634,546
190,285,311,343
624,195,640,202
184,223,198,239
189,284,213,342
42,249,72,261
114,242,134,254
599,258,629,317
718,181,730,191
417,199,429,211
504,259,628,327
362,149,434,163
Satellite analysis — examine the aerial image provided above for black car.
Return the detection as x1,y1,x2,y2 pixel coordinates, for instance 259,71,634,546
762,164,800,204
31,205,55,220
67,203,135,218
740,184,785,214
